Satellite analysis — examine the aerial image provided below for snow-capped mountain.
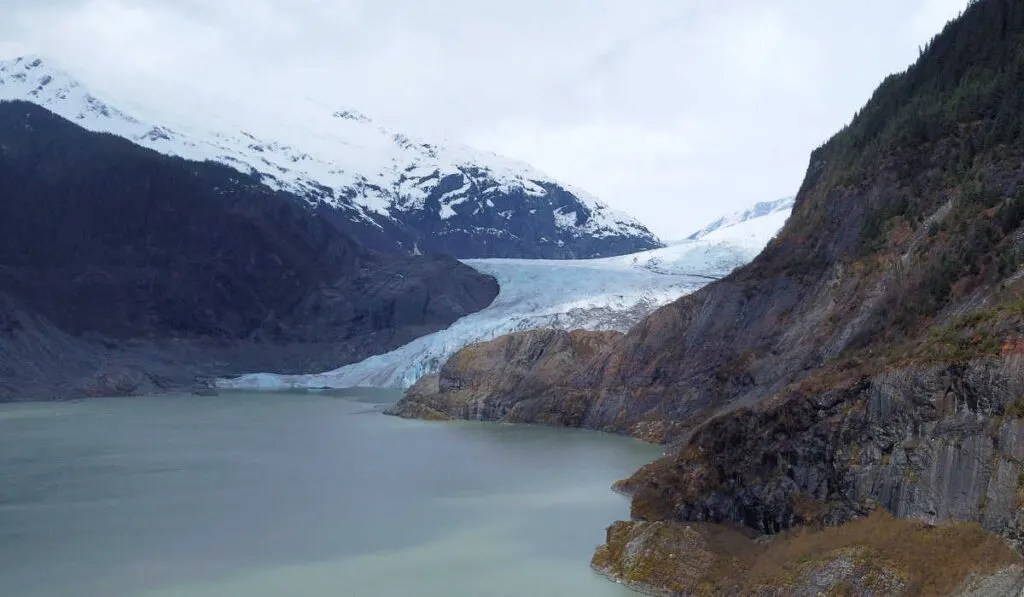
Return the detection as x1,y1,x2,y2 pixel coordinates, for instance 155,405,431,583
686,196,795,241
0,55,661,259
219,202,792,391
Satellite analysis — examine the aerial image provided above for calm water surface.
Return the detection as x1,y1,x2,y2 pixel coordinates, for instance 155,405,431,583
0,392,659,597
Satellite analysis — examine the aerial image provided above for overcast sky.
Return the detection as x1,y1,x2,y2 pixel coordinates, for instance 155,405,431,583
1,0,969,239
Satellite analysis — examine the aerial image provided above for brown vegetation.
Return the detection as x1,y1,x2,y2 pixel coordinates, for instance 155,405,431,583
594,510,1020,597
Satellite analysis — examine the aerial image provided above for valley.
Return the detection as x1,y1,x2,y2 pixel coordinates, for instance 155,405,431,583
4,1,1024,595
220,205,791,391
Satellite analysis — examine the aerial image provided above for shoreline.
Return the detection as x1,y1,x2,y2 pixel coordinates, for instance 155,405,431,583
591,563,677,597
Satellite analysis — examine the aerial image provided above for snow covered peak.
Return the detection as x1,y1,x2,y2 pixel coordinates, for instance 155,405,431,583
0,54,661,259
0,56,135,127
686,196,795,241
332,109,371,123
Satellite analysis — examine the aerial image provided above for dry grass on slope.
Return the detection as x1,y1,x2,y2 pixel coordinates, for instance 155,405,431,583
593,510,1019,597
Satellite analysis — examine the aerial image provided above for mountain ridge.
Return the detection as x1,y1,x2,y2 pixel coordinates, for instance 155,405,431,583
685,196,795,240
0,55,661,259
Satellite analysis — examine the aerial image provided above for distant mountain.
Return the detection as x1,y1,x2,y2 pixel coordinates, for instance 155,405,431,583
685,196,795,240
0,100,498,400
0,55,661,259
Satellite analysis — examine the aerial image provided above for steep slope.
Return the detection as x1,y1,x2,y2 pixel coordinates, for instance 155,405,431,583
392,0,1024,592
0,56,660,259
685,196,795,240
220,202,791,391
0,100,497,400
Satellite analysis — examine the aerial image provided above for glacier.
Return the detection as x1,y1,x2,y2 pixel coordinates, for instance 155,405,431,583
218,206,791,391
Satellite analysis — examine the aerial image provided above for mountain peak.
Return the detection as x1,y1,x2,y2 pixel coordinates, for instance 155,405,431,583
685,196,796,241
1,55,68,84
3,55,47,70
332,108,371,123
0,54,661,259
0,55,136,126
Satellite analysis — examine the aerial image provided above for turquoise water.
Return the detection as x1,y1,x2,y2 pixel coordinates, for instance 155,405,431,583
0,392,659,597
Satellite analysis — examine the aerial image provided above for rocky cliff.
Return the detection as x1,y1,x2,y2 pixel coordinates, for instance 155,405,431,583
387,328,623,426
390,1,1024,593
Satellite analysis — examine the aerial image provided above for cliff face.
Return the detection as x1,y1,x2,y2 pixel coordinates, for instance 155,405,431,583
390,0,1024,592
626,357,1024,541
388,328,623,427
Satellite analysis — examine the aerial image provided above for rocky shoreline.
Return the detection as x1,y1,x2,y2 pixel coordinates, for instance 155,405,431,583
589,515,1024,597
389,342,1024,595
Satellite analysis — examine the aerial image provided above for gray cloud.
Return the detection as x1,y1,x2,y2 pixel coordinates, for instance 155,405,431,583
1,0,969,238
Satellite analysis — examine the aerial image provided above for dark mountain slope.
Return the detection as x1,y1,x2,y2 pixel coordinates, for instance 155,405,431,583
0,100,497,400
0,56,663,260
393,1,1024,591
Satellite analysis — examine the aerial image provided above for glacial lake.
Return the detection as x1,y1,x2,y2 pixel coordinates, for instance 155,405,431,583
0,391,659,597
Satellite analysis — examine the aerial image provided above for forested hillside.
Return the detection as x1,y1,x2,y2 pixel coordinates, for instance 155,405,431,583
392,1,1024,592
0,100,497,400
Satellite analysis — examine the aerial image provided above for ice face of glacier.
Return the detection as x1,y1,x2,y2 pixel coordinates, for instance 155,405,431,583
218,205,793,391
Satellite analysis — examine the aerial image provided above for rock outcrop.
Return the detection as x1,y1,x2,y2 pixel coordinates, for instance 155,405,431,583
625,356,1024,542
387,328,622,426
